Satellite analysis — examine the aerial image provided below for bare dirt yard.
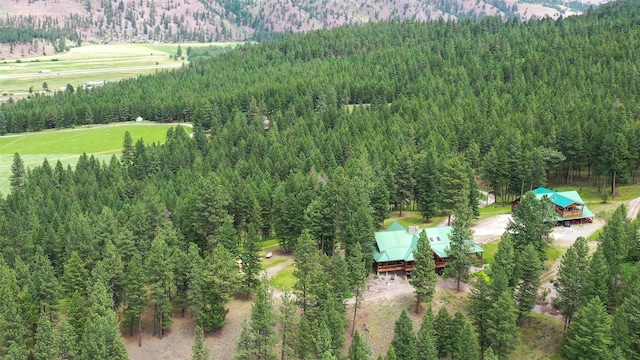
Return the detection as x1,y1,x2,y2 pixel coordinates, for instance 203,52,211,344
345,274,470,358
471,214,511,243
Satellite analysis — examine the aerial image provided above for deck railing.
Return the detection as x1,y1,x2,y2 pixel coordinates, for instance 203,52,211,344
556,209,583,218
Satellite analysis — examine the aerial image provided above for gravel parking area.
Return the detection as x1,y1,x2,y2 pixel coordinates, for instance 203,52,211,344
471,214,512,243
550,218,606,248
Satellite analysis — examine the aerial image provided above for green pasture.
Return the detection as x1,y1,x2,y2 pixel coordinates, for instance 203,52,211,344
0,122,191,194
0,43,239,96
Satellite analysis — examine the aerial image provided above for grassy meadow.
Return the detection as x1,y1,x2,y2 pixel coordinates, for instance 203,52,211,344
0,42,239,97
0,122,191,195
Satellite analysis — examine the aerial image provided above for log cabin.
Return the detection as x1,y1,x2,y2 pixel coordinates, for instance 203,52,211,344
511,187,595,226
373,222,484,276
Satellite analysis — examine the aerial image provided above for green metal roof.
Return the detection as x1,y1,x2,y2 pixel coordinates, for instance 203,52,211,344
533,188,585,207
386,221,408,232
530,188,594,221
533,187,554,195
374,225,484,262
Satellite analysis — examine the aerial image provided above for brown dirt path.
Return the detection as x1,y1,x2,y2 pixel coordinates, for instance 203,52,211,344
627,196,640,220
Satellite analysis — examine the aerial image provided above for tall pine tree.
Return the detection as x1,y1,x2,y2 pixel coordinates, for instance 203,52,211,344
416,310,438,360
192,325,211,360
554,237,589,330
390,309,417,360
410,230,438,313
564,297,612,360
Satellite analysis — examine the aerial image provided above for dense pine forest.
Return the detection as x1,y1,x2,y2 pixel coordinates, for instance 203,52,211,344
1,0,640,358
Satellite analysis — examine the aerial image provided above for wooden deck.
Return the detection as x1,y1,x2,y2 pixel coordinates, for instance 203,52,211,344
557,209,583,218
375,254,482,274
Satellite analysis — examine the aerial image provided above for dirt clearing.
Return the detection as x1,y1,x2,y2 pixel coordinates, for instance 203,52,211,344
471,214,511,243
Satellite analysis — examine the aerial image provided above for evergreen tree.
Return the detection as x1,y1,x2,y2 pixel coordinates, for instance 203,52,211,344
564,297,613,360
434,306,453,358
390,309,417,360
293,230,322,313
198,244,238,331
415,150,439,221
123,251,147,346
468,271,493,353
34,312,60,360
371,177,391,227
295,314,316,359
279,291,298,360
613,304,633,359
410,230,438,313
241,225,262,297
483,347,500,360
467,164,480,218
29,250,61,317
385,346,398,360
452,317,480,360
62,251,89,298
316,321,334,357
507,191,555,261
0,110,6,135
122,131,135,167
348,331,372,360
583,249,612,309
394,148,416,217
439,155,470,226
99,239,126,307
599,205,631,300
57,319,81,360
147,232,175,338
250,275,277,359
515,243,542,322
416,310,438,360
192,325,211,360
178,174,234,250
598,133,629,197
81,280,128,360
10,152,26,190
187,243,205,327
173,247,191,318
348,241,369,335
67,290,89,339
0,261,29,360
234,320,253,360
614,265,640,359
555,237,589,330
447,203,474,292
485,290,520,359
493,234,516,286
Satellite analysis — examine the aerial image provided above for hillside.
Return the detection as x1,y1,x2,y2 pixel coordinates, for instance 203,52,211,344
0,0,608,58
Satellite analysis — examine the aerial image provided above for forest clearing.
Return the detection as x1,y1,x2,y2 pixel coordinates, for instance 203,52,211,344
122,194,630,360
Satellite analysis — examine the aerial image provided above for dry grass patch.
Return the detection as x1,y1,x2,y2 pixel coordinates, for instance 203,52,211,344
512,313,563,360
